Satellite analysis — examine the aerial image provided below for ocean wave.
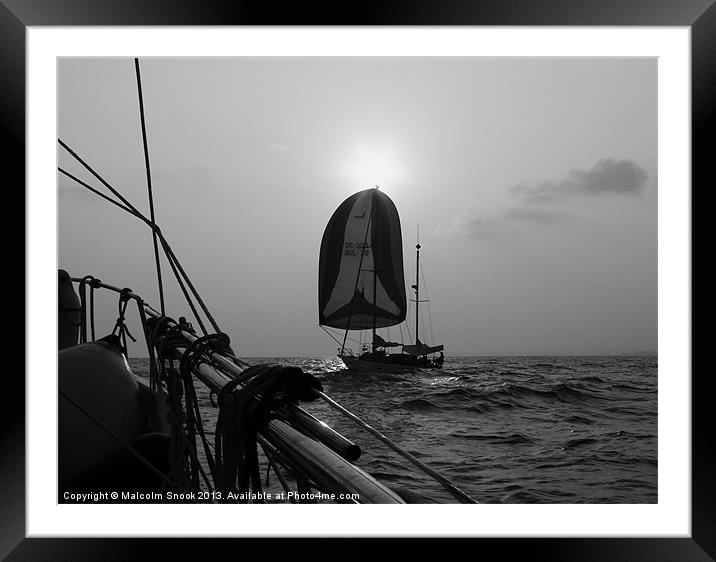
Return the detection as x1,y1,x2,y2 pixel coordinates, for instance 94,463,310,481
466,403,492,414
488,383,600,404
452,432,535,445
127,355,657,503
501,487,578,503
400,398,440,411
610,382,655,393
434,386,482,400
562,437,599,449
565,414,596,424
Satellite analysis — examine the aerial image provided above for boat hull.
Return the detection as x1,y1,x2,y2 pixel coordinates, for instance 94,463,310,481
340,354,443,373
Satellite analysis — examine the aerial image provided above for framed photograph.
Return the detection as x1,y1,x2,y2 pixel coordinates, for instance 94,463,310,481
6,1,711,559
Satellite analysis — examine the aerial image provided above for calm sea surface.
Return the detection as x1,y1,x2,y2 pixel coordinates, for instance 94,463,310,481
129,355,657,504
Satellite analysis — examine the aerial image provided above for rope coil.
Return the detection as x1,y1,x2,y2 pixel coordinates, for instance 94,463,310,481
214,364,323,502
111,288,138,355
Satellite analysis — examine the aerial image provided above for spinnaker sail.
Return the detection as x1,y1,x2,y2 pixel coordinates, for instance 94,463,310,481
318,188,406,330
319,186,444,371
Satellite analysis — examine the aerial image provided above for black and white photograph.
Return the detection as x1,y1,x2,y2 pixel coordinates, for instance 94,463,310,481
57,54,658,506
6,11,707,557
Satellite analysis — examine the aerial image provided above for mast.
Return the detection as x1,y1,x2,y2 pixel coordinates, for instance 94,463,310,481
371,187,378,353
415,225,420,345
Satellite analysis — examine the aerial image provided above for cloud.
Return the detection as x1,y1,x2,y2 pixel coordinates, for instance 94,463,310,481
567,158,648,194
433,207,563,240
436,158,648,241
510,181,559,204
503,207,566,225
463,216,497,239
512,158,648,202
427,213,497,240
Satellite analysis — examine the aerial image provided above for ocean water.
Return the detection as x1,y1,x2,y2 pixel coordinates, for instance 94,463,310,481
129,355,657,504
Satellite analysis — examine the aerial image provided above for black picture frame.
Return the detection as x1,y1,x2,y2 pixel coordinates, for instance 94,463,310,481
4,1,712,559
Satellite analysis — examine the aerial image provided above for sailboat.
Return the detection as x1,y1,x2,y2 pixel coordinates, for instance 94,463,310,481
319,187,444,371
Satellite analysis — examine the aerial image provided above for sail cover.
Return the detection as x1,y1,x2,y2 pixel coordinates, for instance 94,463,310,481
373,334,402,348
319,188,406,330
403,343,444,356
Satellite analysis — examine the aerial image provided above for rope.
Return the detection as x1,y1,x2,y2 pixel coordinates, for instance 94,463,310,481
178,339,221,484
58,167,138,218
144,320,222,493
259,440,296,503
56,167,216,335
134,57,166,316
135,301,160,392
58,140,141,215
183,375,216,489
320,326,345,349
214,364,323,502
164,366,191,492
59,152,217,338
174,333,232,489
111,289,137,355
159,240,209,336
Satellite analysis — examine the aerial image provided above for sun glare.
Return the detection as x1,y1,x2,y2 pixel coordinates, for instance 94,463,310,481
339,143,405,191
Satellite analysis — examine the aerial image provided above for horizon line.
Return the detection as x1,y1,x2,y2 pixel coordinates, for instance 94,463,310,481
127,350,658,360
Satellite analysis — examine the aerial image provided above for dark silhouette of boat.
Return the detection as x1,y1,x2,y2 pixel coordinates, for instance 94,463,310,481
319,187,444,371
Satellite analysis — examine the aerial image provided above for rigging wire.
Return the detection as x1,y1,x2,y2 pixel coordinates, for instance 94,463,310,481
321,326,364,348
60,60,226,338
404,308,413,344
58,139,142,215
58,140,226,337
58,166,210,336
419,254,436,346
420,260,432,343
134,57,166,316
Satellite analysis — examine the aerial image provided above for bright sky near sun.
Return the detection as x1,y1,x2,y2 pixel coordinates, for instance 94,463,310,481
58,57,656,357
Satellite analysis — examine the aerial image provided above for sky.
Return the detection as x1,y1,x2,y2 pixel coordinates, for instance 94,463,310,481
58,57,657,357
